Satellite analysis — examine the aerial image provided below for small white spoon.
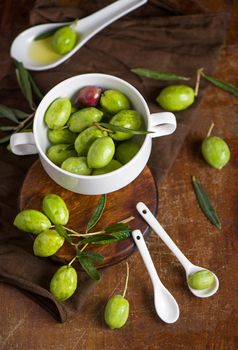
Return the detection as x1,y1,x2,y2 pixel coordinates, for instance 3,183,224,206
10,0,147,71
136,202,219,298
132,229,180,324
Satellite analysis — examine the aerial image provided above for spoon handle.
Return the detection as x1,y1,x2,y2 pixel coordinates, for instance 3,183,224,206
132,230,162,288
77,0,148,34
136,202,193,271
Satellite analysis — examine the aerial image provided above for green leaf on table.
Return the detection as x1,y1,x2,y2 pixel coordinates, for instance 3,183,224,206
11,108,29,119
98,122,152,135
0,126,16,131
77,250,103,280
28,73,44,100
55,224,72,243
14,60,35,110
192,176,221,230
131,68,190,81
0,104,20,123
86,194,107,232
0,134,11,144
201,72,238,97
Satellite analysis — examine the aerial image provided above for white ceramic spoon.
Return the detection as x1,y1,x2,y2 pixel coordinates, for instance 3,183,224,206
10,0,147,71
132,229,180,324
136,202,219,298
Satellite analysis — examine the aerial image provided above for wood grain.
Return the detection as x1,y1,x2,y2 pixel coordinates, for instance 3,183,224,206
19,160,158,268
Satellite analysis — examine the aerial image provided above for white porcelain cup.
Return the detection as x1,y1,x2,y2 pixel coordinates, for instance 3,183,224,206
10,73,176,195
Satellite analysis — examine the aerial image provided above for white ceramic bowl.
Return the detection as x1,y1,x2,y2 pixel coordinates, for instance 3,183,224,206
10,73,176,195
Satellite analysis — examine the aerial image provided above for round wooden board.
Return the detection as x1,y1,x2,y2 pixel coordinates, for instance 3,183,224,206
19,160,158,269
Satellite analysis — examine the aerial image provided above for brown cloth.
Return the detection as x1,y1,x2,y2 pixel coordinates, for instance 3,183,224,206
0,0,228,322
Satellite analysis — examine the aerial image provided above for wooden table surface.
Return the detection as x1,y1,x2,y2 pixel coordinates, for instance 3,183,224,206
1,1,238,349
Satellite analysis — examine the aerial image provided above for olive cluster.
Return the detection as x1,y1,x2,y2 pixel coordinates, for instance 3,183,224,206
14,194,78,301
14,194,130,328
45,87,141,175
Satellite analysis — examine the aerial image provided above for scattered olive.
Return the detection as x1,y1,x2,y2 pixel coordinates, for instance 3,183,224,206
201,136,230,169
156,85,195,111
188,270,215,290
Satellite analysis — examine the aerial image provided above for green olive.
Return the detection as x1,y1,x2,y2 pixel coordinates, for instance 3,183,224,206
110,110,142,141
104,295,129,329
61,157,92,175
92,159,122,175
33,229,65,257
156,85,195,111
201,136,230,169
100,90,131,114
68,107,103,133
13,209,51,234
50,265,77,301
47,144,77,166
51,26,77,55
42,194,69,225
48,129,77,144
115,141,140,164
74,126,107,156
44,98,72,129
188,270,215,290
87,137,115,169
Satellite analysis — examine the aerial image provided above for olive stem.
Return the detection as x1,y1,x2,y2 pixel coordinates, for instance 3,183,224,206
122,262,129,298
94,122,112,133
194,67,204,97
80,243,88,252
206,122,215,138
68,256,77,267
119,216,135,224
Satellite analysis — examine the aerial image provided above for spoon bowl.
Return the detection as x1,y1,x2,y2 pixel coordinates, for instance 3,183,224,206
136,202,219,298
10,0,147,71
186,265,219,298
132,230,179,323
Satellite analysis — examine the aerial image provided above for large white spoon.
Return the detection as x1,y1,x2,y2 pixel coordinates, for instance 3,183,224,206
10,0,147,71
136,202,219,298
132,229,180,324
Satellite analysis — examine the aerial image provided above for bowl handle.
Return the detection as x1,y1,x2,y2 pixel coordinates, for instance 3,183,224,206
148,112,176,138
10,132,38,155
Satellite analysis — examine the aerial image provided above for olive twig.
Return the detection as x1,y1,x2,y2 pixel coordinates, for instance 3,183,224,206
206,122,214,138
68,256,77,267
80,243,88,252
94,122,112,133
194,67,204,97
119,216,135,224
13,112,35,133
122,262,129,298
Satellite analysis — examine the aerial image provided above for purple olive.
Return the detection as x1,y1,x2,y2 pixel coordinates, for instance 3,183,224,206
75,86,102,108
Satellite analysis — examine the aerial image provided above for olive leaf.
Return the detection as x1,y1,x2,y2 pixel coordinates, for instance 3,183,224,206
0,126,16,131
77,250,103,280
80,229,131,245
131,68,190,81
105,222,129,233
192,176,221,230
55,224,72,243
14,60,35,110
28,73,44,100
86,194,107,232
0,134,11,144
11,108,29,119
98,122,152,135
201,71,238,97
0,104,20,123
